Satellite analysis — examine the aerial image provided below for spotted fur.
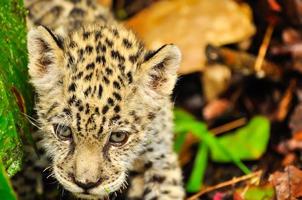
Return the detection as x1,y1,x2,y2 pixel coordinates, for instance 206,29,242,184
14,0,185,199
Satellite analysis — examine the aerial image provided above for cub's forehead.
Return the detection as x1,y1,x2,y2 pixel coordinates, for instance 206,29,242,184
58,25,146,130
64,25,145,71
61,25,146,94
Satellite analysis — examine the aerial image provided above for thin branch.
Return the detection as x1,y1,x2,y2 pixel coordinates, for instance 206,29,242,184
210,118,247,136
254,24,274,77
186,170,262,200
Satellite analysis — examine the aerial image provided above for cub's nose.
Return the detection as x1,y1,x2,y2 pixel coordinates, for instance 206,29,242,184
74,178,102,190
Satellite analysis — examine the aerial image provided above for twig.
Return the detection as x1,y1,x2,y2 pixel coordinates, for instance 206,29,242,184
276,79,296,121
186,170,262,200
210,118,247,136
254,24,274,77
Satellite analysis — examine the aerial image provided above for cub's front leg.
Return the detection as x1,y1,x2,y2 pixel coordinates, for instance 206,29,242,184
142,140,185,200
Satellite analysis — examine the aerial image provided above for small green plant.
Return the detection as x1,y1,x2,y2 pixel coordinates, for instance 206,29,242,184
174,109,270,192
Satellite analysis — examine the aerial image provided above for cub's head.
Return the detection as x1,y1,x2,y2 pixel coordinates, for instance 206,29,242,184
27,25,181,199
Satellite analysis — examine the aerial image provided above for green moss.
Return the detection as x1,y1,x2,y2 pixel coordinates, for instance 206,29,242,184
0,0,33,177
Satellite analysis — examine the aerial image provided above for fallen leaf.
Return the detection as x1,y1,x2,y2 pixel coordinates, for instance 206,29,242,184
202,64,231,101
289,104,302,135
97,0,111,7
270,165,302,200
236,185,275,200
203,99,232,120
282,153,296,166
210,116,270,162
125,0,255,74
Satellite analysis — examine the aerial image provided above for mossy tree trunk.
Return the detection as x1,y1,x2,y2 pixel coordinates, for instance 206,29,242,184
0,0,33,199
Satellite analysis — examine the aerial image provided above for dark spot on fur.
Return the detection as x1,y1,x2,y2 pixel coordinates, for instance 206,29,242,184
95,107,100,115
162,190,170,194
98,84,103,98
77,48,84,61
102,116,106,123
69,7,86,17
85,45,93,54
84,86,92,97
143,188,152,196
150,175,165,183
129,54,139,64
68,83,76,92
127,72,133,83
84,72,93,81
105,68,113,75
107,98,114,106
68,95,76,105
86,62,95,70
75,99,82,107
98,126,103,134
118,64,125,72
95,31,103,41
78,105,84,111
85,103,90,114
103,76,110,84
46,102,59,116
105,38,113,47
111,50,125,63
148,112,155,120
144,161,153,170
112,29,119,37
113,81,120,89
102,105,109,114
111,115,120,121
96,42,106,53
77,71,84,79
96,55,106,65
69,40,77,48
68,54,75,66
83,31,91,40
63,108,71,116
70,0,81,3
113,105,120,113
118,76,125,86
113,92,121,101
122,38,132,48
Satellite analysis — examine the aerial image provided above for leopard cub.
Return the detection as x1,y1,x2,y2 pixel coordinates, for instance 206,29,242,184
21,0,185,199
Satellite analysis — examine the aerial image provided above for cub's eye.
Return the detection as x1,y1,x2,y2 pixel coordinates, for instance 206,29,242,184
53,124,72,141
109,131,128,146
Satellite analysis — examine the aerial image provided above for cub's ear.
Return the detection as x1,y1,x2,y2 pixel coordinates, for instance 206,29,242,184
27,26,64,90
141,44,181,96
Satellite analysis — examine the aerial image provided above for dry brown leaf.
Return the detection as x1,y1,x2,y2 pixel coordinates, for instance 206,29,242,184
270,165,302,200
202,64,231,101
97,0,111,7
203,98,231,120
125,0,255,74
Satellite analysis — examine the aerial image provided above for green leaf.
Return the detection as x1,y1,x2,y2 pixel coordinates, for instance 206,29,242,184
210,116,270,162
174,109,250,174
242,186,275,200
0,161,17,200
186,142,208,192
0,0,33,176
174,130,187,153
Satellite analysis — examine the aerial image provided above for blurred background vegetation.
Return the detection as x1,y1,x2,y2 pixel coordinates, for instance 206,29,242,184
1,0,302,199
